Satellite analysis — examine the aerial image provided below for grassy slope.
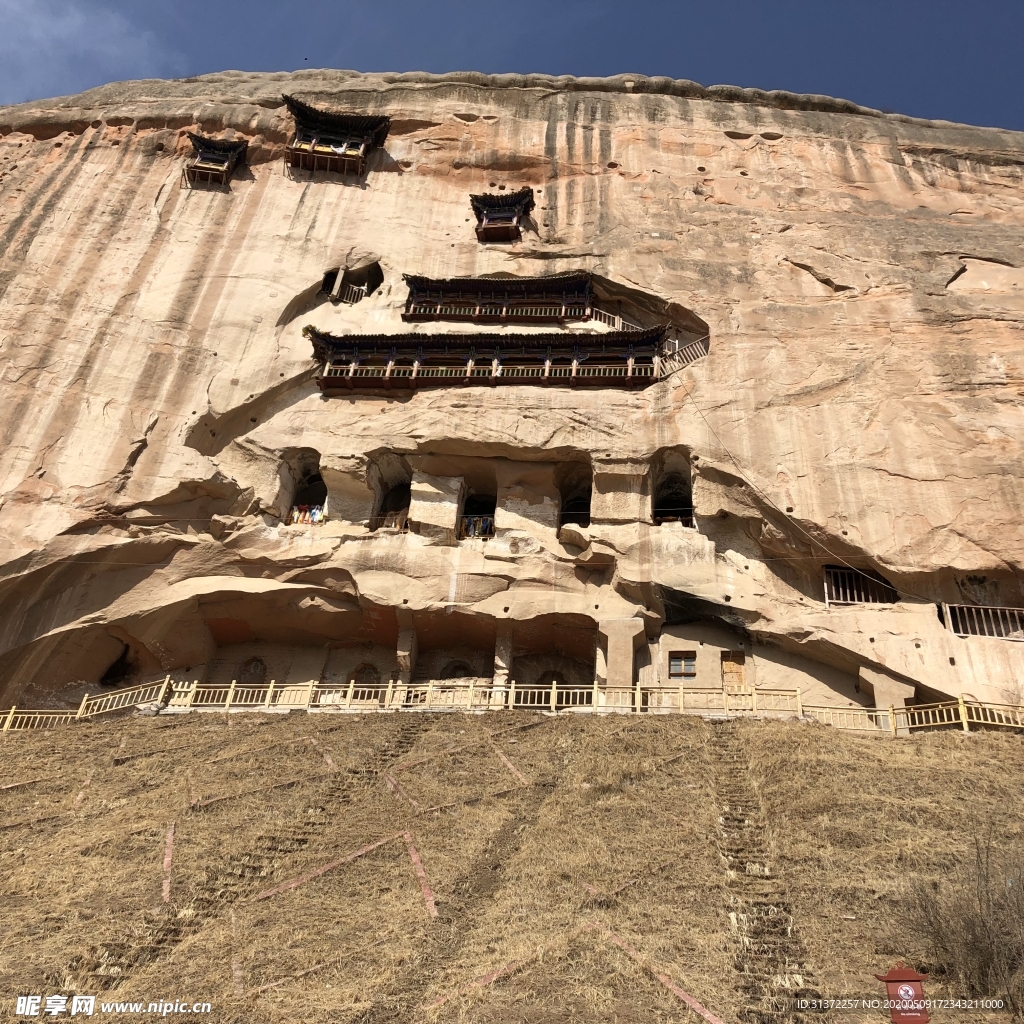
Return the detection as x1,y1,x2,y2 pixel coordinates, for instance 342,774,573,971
1,712,1021,1023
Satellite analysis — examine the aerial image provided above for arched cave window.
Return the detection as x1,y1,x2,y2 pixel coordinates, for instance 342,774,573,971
321,261,384,304
373,482,411,530
236,656,267,687
353,663,382,688
295,473,328,507
559,491,591,528
460,494,496,539
652,473,693,526
440,660,474,680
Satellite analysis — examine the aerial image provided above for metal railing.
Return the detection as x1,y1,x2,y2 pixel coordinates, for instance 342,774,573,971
942,603,1024,641
823,566,898,606
5,678,1023,736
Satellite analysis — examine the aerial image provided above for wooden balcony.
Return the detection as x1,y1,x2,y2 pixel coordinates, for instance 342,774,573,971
288,137,369,176
316,358,659,392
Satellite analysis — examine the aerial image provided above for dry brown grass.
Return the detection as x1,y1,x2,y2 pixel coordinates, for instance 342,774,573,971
1,712,1022,1023
741,720,1024,1021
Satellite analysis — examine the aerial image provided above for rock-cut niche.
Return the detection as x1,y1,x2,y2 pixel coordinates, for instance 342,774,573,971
651,448,693,525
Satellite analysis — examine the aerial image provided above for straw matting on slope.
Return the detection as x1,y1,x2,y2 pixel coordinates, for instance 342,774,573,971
1,713,1021,1023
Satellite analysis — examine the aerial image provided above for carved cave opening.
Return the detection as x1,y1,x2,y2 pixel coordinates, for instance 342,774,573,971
460,493,497,539
372,482,411,531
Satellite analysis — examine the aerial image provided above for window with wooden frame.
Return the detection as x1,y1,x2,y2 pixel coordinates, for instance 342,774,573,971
669,651,697,679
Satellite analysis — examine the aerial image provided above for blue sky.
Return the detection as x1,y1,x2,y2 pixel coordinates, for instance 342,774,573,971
1,0,1022,131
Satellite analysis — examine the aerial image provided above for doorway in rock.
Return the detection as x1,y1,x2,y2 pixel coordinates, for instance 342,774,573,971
372,482,411,531
460,494,497,539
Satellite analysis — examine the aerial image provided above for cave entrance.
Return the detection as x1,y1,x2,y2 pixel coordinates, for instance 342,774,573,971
322,261,384,305
285,448,329,525
99,643,134,687
372,482,411,531
460,494,496,539
653,474,693,526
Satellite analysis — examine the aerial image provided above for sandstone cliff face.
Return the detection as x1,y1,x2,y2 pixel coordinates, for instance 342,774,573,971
1,70,1022,709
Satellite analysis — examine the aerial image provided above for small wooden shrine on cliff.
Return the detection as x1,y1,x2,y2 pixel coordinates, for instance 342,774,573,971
183,133,248,187
284,95,391,177
469,187,535,242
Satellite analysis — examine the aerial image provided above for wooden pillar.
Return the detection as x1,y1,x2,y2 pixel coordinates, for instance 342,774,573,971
958,693,970,732
157,676,170,707
3,706,16,733
550,676,558,713
385,678,394,710
76,693,90,721
346,678,355,708
264,680,276,710
889,704,898,738
225,680,237,711
425,680,434,708
507,679,516,709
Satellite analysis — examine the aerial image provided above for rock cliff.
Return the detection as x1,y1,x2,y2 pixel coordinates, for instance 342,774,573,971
1,70,1022,710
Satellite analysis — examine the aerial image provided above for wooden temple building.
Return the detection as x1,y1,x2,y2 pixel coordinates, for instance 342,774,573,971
401,272,596,325
283,95,391,177
182,133,248,187
470,187,535,242
305,324,668,393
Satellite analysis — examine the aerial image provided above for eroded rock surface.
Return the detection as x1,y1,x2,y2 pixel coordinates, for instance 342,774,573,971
1,70,1022,710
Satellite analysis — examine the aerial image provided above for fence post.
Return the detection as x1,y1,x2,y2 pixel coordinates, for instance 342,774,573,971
634,677,641,715
678,680,686,715
467,679,475,710
796,687,803,718
425,680,434,709
958,694,970,733
723,687,730,715
346,678,355,708
225,680,237,711
264,680,276,710
751,688,758,714
186,680,198,709
550,677,558,713
385,678,394,710
889,704,898,738
508,679,516,710
306,680,316,709
158,676,170,707
2,707,15,733
76,692,90,721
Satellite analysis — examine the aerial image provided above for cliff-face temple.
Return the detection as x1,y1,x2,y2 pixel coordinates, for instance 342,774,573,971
0,71,1022,723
